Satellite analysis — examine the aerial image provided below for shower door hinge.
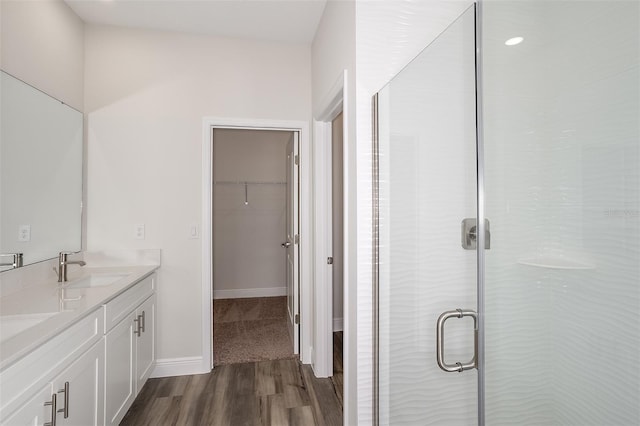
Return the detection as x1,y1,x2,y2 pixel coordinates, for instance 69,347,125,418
295,314,300,324
461,218,491,250
294,155,299,166
295,234,299,244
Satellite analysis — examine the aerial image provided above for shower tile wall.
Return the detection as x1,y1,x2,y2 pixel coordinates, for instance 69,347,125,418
483,1,640,424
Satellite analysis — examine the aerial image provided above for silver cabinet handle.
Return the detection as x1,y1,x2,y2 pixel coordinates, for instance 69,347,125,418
134,317,141,337
281,242,291,248
44,393,57,426
436,309,478,372
140,311,146,333
57,381,69,418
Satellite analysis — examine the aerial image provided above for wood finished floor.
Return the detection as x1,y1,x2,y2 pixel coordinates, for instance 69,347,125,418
331,331,343,409
120,357,343,426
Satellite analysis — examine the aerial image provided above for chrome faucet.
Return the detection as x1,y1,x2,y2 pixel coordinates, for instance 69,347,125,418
0,253,23,269
58,251,86,282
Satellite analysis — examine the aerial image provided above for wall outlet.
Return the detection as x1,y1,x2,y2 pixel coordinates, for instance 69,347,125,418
18,225,31,242
134,224,145,240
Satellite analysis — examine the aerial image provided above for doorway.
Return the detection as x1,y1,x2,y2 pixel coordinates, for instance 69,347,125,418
211,128,300,366
311,71,349,402
330,112,344,406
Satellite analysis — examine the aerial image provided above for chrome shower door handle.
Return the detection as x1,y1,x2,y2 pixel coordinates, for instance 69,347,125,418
281,242,291,248
436,308,478,372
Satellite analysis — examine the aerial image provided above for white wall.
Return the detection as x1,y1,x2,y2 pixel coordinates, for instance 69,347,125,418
311,1,357,423
213,129,289,299
0,0,84,111
0,0,84,282
84,24,311,367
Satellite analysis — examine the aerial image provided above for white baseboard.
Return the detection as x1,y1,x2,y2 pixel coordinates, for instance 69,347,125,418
151,356,208,378
333,317,343,332
213,286,286,299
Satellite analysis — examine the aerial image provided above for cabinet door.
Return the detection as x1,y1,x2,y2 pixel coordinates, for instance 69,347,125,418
54,339,105,426
135,294,155,393
104,312,136,426
2,384,54,426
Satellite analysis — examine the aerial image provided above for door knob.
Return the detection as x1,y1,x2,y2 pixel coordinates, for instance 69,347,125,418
281,242,291,248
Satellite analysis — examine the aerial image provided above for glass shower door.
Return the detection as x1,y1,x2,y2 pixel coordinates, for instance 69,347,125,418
482,1,640,424
376,6,479,425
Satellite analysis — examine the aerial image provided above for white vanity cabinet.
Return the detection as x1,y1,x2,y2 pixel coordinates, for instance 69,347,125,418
1,384,53,426
1,342,104,426
0,270,157,426
0,309,104,426
134,294,155,389
104,274,156,426
52,339,105,426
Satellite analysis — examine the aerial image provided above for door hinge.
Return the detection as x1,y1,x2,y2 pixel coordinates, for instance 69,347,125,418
327,257,334,265
294,234,299,244
294,154,299,166
295,313,300,324
461,218,491,250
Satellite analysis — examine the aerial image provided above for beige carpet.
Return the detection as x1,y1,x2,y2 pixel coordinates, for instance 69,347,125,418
213,296,296,365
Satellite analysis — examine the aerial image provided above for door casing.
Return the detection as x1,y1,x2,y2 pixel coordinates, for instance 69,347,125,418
312,71,348,379
201,117,312,372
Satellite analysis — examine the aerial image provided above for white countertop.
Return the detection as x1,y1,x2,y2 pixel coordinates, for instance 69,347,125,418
0,264,159,370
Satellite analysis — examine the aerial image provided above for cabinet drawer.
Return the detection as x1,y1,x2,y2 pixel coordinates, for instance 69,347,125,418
0,308,104,421
104,274,154,333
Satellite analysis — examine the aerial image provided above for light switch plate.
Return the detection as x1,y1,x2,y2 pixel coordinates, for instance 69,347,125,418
190,224,199,239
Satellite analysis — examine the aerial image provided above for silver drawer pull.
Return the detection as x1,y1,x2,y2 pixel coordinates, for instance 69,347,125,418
436,308,478,373
134,317,141,336
44,393,57,426
140,311,145,333
57,381,69,418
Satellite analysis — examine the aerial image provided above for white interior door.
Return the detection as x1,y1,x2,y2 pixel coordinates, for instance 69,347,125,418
285,132,300,354
376,6,478,425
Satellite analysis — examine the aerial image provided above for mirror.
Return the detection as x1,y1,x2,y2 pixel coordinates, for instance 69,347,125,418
0,71,83,271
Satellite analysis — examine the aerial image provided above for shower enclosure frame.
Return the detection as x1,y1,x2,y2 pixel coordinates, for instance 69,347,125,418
373,0,640,424
473,2,486,425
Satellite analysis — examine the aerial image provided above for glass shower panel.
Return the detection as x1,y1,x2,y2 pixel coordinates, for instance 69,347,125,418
377,6,478,425
482,1,640,424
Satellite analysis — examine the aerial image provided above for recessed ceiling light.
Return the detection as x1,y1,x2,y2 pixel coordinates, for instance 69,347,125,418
505,37,524,46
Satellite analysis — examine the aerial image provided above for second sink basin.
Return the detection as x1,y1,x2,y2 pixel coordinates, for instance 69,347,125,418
68,273,129,288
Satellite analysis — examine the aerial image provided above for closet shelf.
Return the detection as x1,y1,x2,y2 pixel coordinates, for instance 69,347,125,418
517,256,595,270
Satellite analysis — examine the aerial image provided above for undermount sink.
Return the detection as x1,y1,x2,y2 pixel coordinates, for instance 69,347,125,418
67,273,129,288
0,312,58,342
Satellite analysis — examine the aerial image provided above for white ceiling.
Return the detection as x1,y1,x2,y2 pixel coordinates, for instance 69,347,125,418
64,0,327,44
